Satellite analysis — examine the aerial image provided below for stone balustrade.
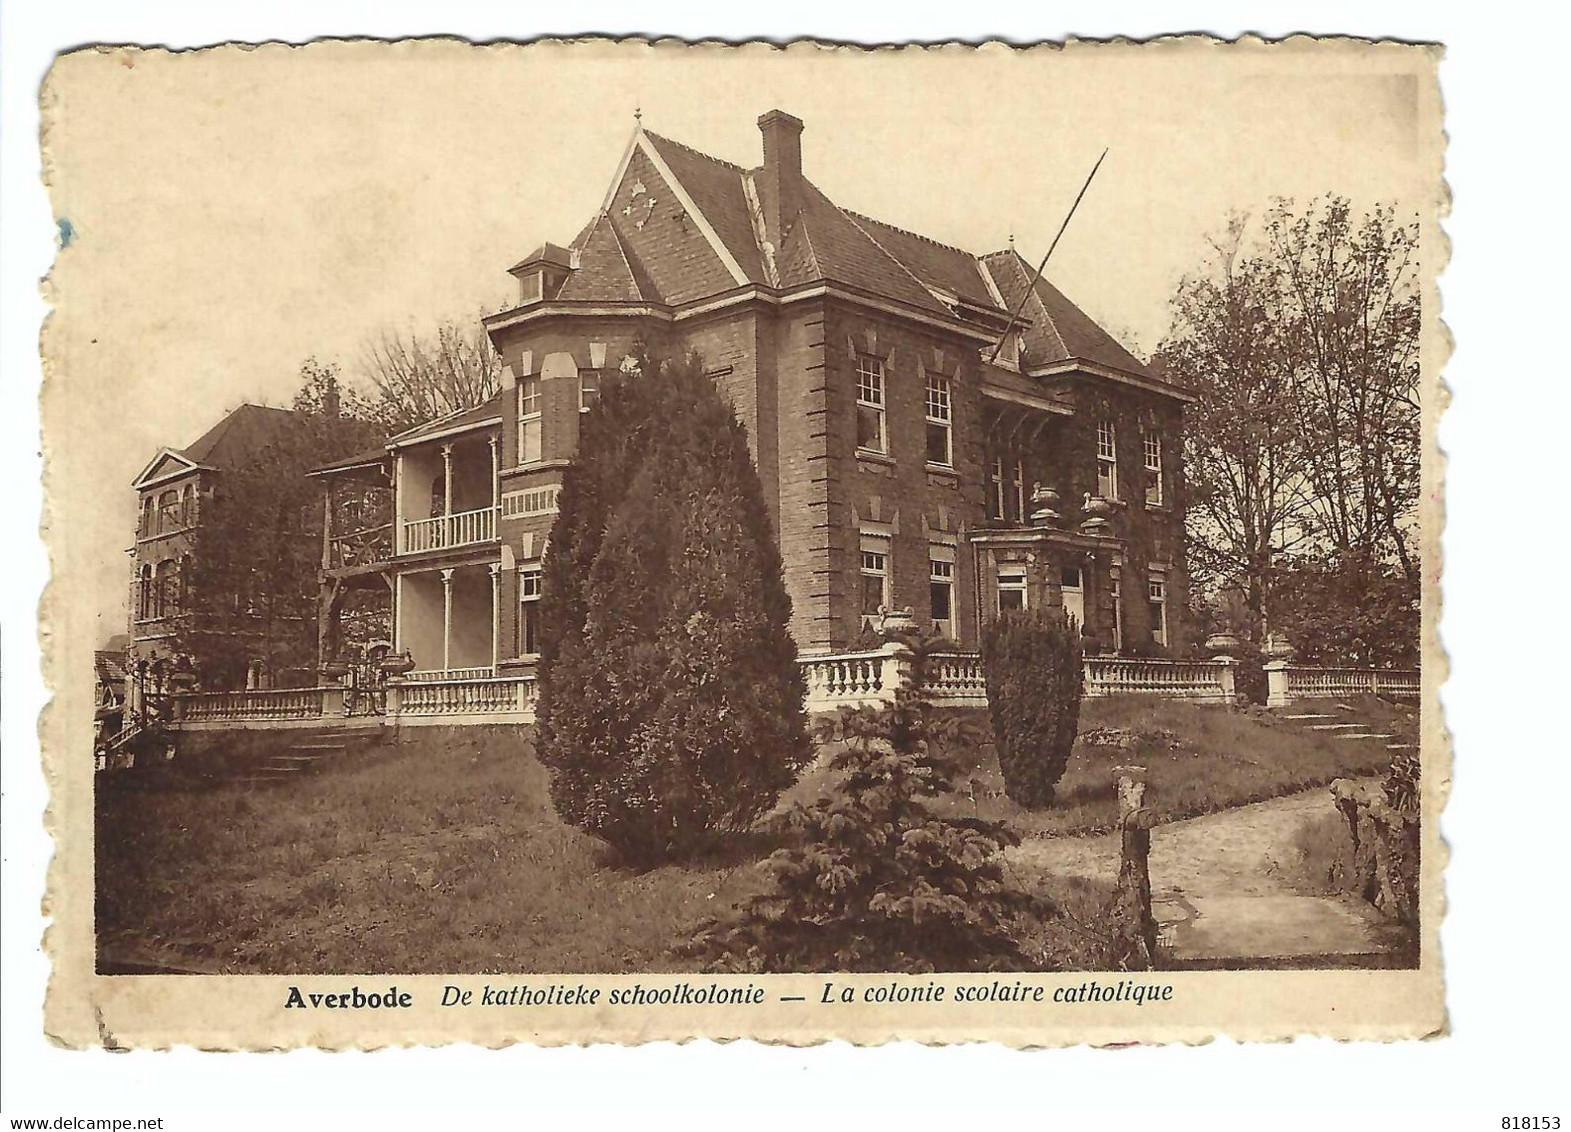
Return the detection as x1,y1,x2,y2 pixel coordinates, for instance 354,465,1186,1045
172,686,327,725
1083,657,1235,702
1265,661,1420,708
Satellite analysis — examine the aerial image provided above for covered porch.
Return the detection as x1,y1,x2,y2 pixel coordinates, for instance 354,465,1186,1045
395,559,504,679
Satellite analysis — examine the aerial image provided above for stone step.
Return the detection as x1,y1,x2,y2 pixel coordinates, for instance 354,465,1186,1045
289,742,348,752
1308,723,1362,731
1282,713,1333,720
1386,743,1416,751
1336,733,1392,741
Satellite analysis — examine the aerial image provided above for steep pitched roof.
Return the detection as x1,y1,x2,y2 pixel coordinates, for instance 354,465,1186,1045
980,250,1154,378
524,119,1156,382
642,131,766,285
387,391,505,447
145,404,382,486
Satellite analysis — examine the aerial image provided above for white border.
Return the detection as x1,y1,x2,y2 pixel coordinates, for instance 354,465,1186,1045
3,2,1567,1128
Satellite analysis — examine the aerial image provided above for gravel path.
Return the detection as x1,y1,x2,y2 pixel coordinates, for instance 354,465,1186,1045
1012,786,1401,963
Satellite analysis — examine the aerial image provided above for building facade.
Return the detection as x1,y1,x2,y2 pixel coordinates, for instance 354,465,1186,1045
129,402,382,690
314,109,1193,678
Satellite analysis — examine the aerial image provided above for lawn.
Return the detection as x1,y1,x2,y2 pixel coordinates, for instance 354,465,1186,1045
96,696,1411,974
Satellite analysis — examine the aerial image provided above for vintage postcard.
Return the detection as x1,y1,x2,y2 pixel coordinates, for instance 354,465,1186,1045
39,35,1447,1048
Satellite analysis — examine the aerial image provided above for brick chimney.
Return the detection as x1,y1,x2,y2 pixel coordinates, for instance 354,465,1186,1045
758,109,804,251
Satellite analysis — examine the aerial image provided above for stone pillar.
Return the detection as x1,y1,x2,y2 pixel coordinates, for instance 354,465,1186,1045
385,676,404,724
321,679,346,718
1216,655,1238,704
1264,660,1291,708
877,639,914,703
489,562,501,673
441,442,454,528
441,567,455,673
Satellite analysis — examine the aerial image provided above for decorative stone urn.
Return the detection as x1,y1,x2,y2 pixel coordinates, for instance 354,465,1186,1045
380,649,417,677
1028,484,1063,528
876,605,918,639
1262,632,1296,661
1204,631,1243,658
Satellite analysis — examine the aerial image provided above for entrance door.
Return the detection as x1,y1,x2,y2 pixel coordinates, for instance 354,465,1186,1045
1061,565,1085,630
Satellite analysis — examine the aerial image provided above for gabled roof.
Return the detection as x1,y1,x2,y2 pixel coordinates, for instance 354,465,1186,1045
136,404,386,488
387,391,505,448
980,249,1155,378
503,116,1165,388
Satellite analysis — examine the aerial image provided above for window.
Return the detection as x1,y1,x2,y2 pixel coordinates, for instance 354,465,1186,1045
924,373,952,466
137,563,153,620
1143,431,1164,507
1096,419,1119,500
929,550,955,637
997,567,1028,612
517,566,543,657
180,484,197,526
1110,576,1124,652
856,356,887,454
140,497,155,538
859,534,890,619
1061,565,1084,629
988,457,1005,519
579,372,599,413
518,377,542,465
157,490,181,533
501,487,560,519
1012,458,1027,521
1148,578,1168,647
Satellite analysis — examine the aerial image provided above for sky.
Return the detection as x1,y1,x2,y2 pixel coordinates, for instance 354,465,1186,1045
40,39,1438,639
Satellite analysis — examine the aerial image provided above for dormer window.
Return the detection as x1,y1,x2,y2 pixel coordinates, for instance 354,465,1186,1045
508,243,576,306
519,271,544,305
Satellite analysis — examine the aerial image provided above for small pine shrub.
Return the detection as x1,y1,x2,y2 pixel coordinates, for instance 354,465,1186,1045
980,608,1084,809
535,347,810,865
682,636,1058,973
1235,649,1268,705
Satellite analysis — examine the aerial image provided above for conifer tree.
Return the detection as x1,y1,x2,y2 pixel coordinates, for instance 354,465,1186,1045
535,347,809,864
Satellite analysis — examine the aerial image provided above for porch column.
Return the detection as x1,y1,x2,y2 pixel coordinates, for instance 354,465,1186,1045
489,562,501,673
441,567,454,673
489,436,500,511
321,481,333,571
441,443,454,542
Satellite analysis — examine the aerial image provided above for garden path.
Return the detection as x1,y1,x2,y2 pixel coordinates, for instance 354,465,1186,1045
1010,785,1405,965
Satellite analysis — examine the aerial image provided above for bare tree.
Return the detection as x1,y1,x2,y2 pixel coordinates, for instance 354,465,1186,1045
1265,197,1421,588
358,320,503,433
1157,216,1313,642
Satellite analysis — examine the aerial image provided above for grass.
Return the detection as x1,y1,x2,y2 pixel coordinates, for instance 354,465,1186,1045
96,696,1410,974
96,726,1106,974
943,695,1414,838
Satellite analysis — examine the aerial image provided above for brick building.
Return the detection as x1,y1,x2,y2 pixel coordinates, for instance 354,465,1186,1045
129,402,381,692
314,109,1194,676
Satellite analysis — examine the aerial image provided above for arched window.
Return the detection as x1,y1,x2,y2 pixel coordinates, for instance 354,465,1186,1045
137,563,153,620
157,490,178,534
180,483,197,526
140,497,156,538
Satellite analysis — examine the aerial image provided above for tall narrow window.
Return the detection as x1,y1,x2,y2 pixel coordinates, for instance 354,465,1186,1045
180,483,197,526
1096,419,1119,500
518,377,542,465
988,457,1005,519
1143,430,1164,507
1111,576,1124,652
997,567,1028,613
924,373,952,466
140,497,155,538
579,372,599,413
859,534,890,620
929,550,955,638
517,566,543,657
1148,578,1168,648
137,563,153,620
1011,458,1026,521
856,356,887,455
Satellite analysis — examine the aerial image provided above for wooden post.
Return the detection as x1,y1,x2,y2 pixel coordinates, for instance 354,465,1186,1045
321,482,333,571
489,562,501,673
1109,764,1159,970
441,567,454,674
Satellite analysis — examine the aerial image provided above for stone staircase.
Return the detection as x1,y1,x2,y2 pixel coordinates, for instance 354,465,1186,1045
232,735,354,787
1275,700,1417,753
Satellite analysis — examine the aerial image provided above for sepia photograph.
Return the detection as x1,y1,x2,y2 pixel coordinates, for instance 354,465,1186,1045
36,34,1445,1048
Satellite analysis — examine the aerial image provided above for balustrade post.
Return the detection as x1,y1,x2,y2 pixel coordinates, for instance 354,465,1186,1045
1264,660,1292,709
321,679,346,718
878,641,913,704
385,677,404,725
1215,655,1238,704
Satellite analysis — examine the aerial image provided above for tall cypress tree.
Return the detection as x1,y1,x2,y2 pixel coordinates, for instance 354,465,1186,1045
536,347,809,864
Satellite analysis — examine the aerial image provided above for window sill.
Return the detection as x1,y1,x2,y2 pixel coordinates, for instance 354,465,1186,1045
1144,501,1171,514
855,448,895,468
924,462,959,479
